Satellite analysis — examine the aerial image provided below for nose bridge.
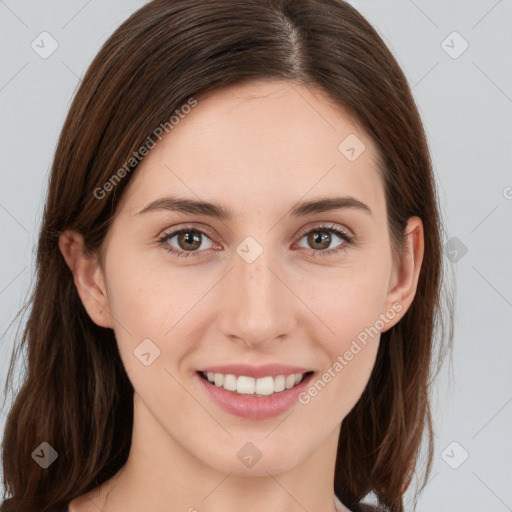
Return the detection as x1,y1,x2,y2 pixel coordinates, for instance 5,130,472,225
218,238,294,346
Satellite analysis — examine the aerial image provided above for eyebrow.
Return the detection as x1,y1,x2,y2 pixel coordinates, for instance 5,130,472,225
137,195,372,219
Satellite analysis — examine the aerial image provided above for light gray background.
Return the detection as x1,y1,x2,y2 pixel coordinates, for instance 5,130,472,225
0,1,511,511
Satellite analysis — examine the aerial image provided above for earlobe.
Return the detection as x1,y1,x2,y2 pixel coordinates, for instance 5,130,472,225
58,230,114,329
381,217,424,331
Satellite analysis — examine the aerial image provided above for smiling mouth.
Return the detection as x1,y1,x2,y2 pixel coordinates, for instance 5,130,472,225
198,370,315,397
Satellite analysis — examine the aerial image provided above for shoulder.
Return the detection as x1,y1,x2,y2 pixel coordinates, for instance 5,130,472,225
334,494,382,512
1,500,69,511
0,501,14,512
358,504,383,512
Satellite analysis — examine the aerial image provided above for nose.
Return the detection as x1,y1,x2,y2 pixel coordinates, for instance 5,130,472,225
216,243,296,349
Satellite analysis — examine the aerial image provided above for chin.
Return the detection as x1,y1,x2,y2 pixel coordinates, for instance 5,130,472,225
200,439,306,477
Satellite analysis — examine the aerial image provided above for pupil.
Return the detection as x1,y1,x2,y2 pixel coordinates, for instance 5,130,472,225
180,232,201,250
309,230,330,250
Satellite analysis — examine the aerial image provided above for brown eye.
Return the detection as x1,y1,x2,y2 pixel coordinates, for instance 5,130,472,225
295,224,354,258
176,231,202,251
306,230,332,251
158,227,215,258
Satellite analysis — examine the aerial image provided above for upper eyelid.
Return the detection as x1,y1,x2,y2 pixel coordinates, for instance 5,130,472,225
158,223,215,239
296,223,353,238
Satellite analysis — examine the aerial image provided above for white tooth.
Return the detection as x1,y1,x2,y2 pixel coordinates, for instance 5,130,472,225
236,375,255,394
206,371,305,395
285,374,296,389
274,375,286,392
223,374,237,391
214,373,224,387
255,376,275,396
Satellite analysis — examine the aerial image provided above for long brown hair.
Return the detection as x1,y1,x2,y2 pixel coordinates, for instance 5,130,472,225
1,1,452,510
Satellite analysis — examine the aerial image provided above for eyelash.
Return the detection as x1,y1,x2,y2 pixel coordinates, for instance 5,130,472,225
157,223,355,259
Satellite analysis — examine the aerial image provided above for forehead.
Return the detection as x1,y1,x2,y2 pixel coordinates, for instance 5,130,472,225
120,79,385,219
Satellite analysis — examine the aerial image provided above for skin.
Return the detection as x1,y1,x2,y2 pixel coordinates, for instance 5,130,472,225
60,79,424,512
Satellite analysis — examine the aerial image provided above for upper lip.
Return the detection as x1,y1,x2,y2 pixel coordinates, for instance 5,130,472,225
199,364,313,379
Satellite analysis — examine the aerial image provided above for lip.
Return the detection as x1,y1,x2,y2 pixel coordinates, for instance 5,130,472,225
199,363,312,379
196,370,315,420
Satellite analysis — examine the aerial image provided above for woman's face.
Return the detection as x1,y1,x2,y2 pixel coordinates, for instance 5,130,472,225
76,80,420,478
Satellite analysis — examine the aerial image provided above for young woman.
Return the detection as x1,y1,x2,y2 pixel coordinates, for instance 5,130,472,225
1,1,452,511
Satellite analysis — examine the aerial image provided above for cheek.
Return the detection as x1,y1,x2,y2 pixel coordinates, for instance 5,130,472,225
304,254,392,348
106,249,204,332
297,270,387,417
300,341,379,425
104,250,222,380
296,252,391,409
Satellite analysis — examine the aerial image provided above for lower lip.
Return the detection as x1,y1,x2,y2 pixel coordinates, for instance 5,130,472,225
196,371,314,420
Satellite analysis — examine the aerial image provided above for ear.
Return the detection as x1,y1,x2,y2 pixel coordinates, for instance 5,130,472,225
58,230,114,329
381,216,424,332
